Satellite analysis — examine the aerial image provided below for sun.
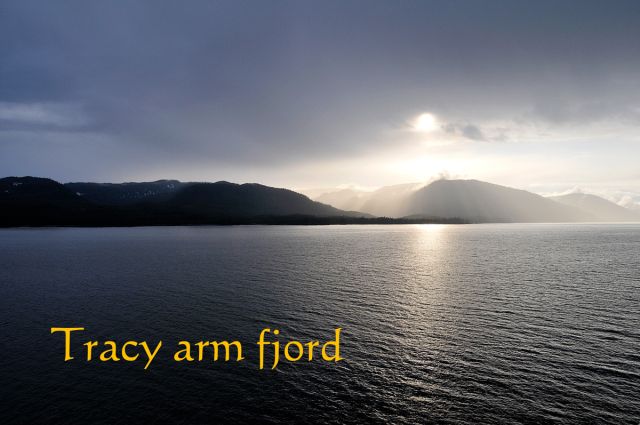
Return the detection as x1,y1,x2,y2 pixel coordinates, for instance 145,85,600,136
413,113,438,132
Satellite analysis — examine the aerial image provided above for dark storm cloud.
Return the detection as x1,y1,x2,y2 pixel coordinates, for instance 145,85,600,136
1,0,640,180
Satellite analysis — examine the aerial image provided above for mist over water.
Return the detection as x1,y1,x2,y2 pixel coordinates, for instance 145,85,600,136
1,224,639,424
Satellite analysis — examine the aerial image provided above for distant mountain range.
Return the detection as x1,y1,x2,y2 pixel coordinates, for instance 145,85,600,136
315,183,424,218
405,180,590,222
1,176,638,227
548,193,639,222
309,179,640,223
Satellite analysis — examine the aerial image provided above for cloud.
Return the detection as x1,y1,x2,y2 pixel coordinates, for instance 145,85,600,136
616,194,640,210
0,102,90,130
460,124,486,142
441,122,492,142
542,186,584,197
529,100,640,126
1,0,640,188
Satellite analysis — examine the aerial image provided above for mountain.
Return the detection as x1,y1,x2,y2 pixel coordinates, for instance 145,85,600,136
404,179,593,222
67,180,368,217
312,179,594,221
169,181,367,218
1,176,85,203
65,180,191,205
359,183,424,217
3,176,637,226
315,188,370,212
0,177,371,226
314,183,423,217
0,176,95,226
549,193,639,222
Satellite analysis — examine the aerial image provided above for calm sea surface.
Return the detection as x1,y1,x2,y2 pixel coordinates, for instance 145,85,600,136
1,224,639,424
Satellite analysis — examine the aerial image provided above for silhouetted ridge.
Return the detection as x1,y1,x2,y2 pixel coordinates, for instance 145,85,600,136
0,177,373,226
1,176,84,203
171,181,361,217
0,176,94,226
65,180,190,205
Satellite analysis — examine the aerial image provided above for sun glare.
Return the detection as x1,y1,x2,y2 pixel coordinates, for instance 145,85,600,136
413,113,438,132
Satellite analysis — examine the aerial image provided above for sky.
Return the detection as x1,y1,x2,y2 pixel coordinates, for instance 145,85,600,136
1,0,639,205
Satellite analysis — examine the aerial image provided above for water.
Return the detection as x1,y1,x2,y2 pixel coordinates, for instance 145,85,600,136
1,224,639,424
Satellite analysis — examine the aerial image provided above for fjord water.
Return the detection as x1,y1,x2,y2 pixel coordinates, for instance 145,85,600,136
1,224,639,424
